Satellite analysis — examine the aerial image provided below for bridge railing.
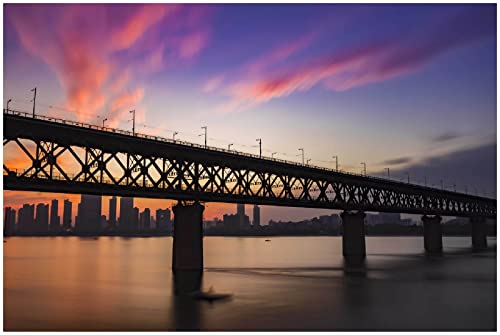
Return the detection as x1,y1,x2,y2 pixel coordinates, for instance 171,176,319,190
2,109,482,197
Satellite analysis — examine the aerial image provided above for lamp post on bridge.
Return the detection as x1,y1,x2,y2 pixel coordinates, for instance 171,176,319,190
307,158,312,165
272,152,277,158
228,143,233,151
256,138,262,158
31,87,37,118
129,110,135,135
200,126,207,148
298,148,304,164
360,162,366,176
6,99,12,112
332,155,338,171
385,167,390,179
102,118,108,128
173,132,178,141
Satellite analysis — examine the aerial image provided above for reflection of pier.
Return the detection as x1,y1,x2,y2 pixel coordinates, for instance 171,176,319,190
3,111,496,267
172,271,203,331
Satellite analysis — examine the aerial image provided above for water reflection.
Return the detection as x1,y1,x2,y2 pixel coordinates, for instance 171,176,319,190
172,271,203,330
3,236,496,331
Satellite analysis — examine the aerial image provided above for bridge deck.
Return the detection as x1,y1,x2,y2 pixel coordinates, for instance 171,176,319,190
3,111,496,218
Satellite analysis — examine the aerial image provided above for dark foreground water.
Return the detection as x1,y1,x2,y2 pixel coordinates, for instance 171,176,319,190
3,236,496,331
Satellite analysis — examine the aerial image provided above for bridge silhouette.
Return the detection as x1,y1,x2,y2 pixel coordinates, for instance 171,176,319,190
3,110,496,268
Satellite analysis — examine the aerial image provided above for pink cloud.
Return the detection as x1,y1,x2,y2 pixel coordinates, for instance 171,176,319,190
177,30,211,60
247,32,317,74
110,4,178,51
202,75,225,93
214,7,494,114
6,4,212,122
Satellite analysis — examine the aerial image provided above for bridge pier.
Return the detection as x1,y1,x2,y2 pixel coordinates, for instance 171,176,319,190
172,201,205,271
471,216,487,251
422,215,442,254
341,211,366,264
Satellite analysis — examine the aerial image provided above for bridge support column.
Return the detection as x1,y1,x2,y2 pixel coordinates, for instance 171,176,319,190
422,215,442,254
341,211,366,264
471,216,487,251
172,201,204,271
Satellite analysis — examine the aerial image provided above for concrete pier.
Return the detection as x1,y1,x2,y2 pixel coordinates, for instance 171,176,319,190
341,211,366,264
471,216,487,251
172,201,205,271
422,215,442,254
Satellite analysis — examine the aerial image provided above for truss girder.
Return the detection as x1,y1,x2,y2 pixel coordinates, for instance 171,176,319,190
3,114,496,218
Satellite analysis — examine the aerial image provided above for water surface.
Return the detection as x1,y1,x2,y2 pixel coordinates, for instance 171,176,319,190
4,236,496,330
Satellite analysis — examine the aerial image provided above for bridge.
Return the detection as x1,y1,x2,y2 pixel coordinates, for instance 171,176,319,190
3,110,497,267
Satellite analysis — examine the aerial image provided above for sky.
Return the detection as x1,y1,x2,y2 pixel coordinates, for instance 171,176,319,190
3,4,497,224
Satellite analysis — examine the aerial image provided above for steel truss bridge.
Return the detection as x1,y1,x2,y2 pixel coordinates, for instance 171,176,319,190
3,111,496,218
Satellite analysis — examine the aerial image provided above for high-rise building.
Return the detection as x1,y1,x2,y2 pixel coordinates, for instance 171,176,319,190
119,197,134,231
237,204,245,226
49,199,60,232
35,203,49,234
108,196,117,229
156,208,172,232
75,194,102,234
139,208,151,230
253,205,260,226
18,204,35,234
133,207,139,230
4,207,16,236
62,199,72,229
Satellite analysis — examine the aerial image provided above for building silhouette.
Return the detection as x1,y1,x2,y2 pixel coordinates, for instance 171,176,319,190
62,199,72,230
139,208,151,231
237,204,245,226
49,199,60,232
119,197,135,232
75,194,102,234
18,204,34,234
4,207,16,236
108,196,117,229
253,205,260,226
156,208,172,232
133,207,139,230
35,203,49,234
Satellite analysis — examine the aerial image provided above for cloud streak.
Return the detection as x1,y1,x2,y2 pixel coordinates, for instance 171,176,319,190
215,6,495,113
6,4,212,122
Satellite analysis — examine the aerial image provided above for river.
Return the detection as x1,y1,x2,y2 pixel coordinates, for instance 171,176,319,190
3,236,496,331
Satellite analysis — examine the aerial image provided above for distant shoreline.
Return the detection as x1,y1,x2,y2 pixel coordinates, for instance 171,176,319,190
4,233,496,238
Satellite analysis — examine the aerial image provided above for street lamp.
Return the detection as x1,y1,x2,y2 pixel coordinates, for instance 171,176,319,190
228,143,233,150
307,158,312,165
6,99,12,112
200,126,207,147
102,118,108,128
173,131,178,140
256,138,262,158
31,87,37,118
385,167,390,178
332,155,338,171
298,148,304,164
129,110,135,135
360,162,366,176
272,152,277,158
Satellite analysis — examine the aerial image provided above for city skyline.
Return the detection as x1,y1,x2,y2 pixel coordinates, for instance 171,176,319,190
3,4,496,224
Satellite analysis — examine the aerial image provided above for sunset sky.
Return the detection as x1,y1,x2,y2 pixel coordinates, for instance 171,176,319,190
3,4,497,223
